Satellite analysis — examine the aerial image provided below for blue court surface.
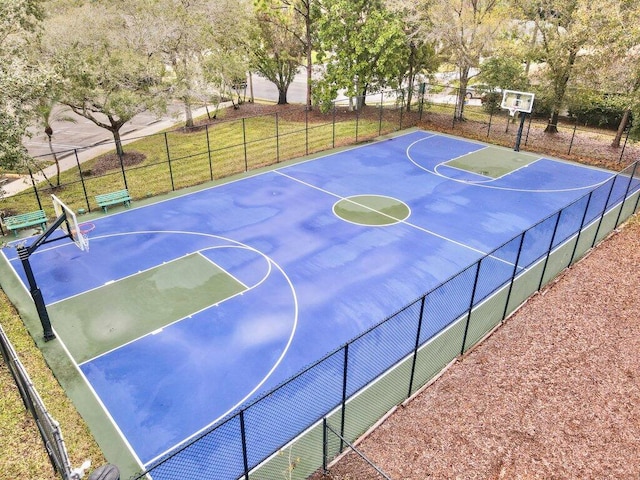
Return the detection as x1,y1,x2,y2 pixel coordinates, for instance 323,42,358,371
2,130,622,470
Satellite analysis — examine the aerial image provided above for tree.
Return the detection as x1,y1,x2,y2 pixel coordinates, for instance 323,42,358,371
386,0,441,111
391,0,509,120
252,5,305,105
476,55,529,111
0,0,50,171
256,0,317,110
41,2,167,157
314,0,408,111
511,0,626,133
34,97,76,187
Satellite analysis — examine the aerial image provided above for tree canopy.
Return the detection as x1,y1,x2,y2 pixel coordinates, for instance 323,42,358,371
0,0,50,170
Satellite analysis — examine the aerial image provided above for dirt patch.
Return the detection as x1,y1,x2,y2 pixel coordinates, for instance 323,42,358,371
313,208,640,479
85,151,146,177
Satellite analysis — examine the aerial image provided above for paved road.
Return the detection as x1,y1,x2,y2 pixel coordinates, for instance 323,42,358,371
5,74,301,197
6,72,470,197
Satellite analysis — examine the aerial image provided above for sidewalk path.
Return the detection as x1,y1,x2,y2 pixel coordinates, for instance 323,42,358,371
2,104,219,198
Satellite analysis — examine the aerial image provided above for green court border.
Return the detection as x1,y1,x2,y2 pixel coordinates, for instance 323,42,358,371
0,126,622,477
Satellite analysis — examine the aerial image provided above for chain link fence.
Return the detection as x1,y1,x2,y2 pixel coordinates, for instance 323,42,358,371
0,323,76,479
128,165,639,479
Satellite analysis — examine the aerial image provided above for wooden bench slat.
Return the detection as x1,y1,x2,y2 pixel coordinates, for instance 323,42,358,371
95,189,131,212
2,210,47,236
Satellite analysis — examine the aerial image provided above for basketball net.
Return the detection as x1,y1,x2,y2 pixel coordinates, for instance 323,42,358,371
75,223,95,251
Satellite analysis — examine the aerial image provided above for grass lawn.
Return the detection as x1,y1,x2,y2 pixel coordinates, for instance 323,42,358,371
0,290,105,478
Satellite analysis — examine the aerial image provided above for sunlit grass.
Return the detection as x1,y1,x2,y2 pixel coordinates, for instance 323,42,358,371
3,112,400,217
0,290,105,478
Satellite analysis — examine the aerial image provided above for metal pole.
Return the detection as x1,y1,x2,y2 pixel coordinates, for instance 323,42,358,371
378,91,384,136
242,118,248,171
502,233,526,322
322,417,328,473
275,113,280,162
514,112,527,152
537,212,562,291
568,121,578,155
569,192,593,266
27,167,43,211
332,103,336,149
408,297,426,398
164,132,175,191
592,176,617,248
75,149,91,212
17,246,55,341
205,124,213,181
619,126,631,163
460,262,481,355
240,411,249,480
614,162,638,228
340,344,349,452
117,151,128,191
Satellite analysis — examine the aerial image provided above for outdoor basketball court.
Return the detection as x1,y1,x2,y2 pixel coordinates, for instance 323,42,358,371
1,129,622,474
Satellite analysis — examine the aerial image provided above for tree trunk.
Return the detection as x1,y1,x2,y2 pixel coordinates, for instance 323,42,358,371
455,66,470,121
46,134,61,186
184,101,194,128
113,129,124,157
406,43,416,112
545,111,559,133
278,88,288,105
611,107,631,148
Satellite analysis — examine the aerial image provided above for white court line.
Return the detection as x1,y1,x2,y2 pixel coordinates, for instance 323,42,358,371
275,170,514,266
77,239,275,365
407,135,615,193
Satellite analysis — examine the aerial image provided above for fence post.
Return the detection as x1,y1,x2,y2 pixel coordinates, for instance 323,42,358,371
205,124,214,181
399,89,404,131
332,103,336,149
619,126,631,163
242,118,248,171
378,91,384,136
75,149,91,212
164,132,175,191
592,176,617,248
408,296,426,398
340,344,349,452
418,82,426,121
117,151,129,191
568,121,578,155
502,233,526,322
27,167,43,211
355,99,360,143
614,162,638,228
322,417,328,473
524,114,533,146
240,410,250,480
460,261,482,356
569,191,593,266
537,212,562,291
276,113,280,162
305,108,309,156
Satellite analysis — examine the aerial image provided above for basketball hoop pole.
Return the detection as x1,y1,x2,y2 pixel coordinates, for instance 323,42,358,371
15,212,74,342
514,112,527,152
17,245,55,341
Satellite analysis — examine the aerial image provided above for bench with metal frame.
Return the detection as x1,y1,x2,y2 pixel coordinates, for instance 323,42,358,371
95,189,131,213
2,210,47,236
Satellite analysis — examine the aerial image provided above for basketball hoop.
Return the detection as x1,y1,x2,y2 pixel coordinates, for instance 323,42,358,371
508,107,517,117
77,223,95,251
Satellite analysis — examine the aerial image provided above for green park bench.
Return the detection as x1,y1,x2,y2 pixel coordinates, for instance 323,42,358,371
2,210,47,236
95,189,132,213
